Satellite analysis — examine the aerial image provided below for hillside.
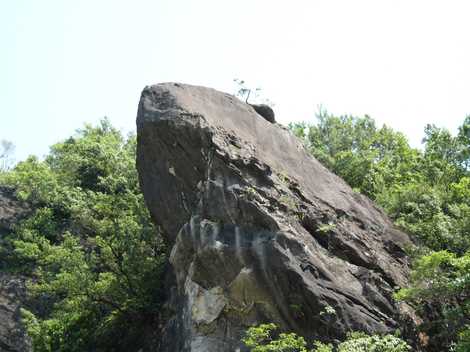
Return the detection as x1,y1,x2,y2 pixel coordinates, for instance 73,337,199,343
0,84,468,352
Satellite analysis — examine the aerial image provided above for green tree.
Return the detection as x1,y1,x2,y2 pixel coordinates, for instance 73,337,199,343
289,109,420,199
421,124,465,186
394,251,470,351
242,323,310,352
290,112,470,351
337,332,410,352
242,324,410,352
1,119,166,352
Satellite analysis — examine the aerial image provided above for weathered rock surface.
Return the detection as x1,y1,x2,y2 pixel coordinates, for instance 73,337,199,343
0,187,31,352
249,104,276,123
137,83,415,351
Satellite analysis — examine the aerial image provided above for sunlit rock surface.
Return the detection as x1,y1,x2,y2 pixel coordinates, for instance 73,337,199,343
136,83,416,351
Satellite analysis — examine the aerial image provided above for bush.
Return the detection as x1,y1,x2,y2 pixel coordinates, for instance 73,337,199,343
242,324,410,352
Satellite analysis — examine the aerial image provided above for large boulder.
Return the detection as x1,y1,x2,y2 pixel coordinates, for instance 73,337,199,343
136,83,416,351
0,187,31,352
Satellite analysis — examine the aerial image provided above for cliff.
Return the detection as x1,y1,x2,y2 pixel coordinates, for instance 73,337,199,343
136,83,416,351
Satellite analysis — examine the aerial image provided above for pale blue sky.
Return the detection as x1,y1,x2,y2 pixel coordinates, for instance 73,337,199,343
2,0,470,162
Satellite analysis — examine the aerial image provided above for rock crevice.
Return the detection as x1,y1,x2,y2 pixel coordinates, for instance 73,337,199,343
137,83,416,351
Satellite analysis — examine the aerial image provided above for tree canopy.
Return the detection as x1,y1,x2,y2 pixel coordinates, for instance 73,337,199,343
290,111,470,351
0,119,166,352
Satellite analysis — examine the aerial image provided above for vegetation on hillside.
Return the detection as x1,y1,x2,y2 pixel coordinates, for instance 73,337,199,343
242,323,411,352
1,111,469,351
289,111,470,352
0,119,166,352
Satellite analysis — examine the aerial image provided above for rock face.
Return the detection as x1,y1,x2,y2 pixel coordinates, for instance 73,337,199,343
249,104,276,123
0,187,31,352
137,83,414,351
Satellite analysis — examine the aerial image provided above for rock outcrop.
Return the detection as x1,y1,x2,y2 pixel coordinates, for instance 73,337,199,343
137,83,415,351
0,187,31,352
249,104,276,123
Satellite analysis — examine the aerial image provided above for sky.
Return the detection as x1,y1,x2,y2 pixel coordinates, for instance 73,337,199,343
1,0,470,162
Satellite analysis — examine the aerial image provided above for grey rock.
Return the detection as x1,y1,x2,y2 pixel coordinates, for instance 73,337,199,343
136,83,418,351
0,274,30,352
249,104,275,123
0,187,31,352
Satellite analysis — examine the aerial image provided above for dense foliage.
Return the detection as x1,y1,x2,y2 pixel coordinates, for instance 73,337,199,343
290,112,470,351
243,324,411,352
0,119,166,352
